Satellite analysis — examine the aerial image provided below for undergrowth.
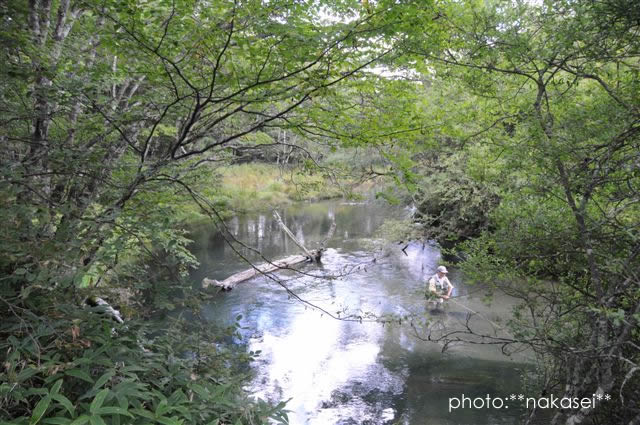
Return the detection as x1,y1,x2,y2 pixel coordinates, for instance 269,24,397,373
0,293,289,425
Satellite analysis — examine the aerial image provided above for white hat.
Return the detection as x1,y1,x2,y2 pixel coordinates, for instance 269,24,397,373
437,265,448,274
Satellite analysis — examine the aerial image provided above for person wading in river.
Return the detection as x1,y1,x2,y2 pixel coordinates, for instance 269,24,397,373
426,265,454,308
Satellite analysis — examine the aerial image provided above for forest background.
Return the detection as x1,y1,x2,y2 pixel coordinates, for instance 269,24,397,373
1,0,638,424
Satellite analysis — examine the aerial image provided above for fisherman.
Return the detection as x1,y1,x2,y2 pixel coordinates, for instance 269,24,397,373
426,265,454,307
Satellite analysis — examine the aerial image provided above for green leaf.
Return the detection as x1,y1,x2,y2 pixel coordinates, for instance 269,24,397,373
65,369,93,384
168,389,187,405
121,365,146,373
155,416,182,425
129,409,155,420
94,407,131,417
91,371,114,391
25,388,49,397
29,396,51,425
88,416,106,425
115,393,128,410
77,388,99,402
89,389,109,414
155,398,169,416
17,367,40,383
50,380,63,395
69,416,89,425
51,394,75,416
190,384,209,398
42,418,71,425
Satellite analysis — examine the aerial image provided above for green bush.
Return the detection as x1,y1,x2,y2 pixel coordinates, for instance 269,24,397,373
0,297,288,425
414,154,500,246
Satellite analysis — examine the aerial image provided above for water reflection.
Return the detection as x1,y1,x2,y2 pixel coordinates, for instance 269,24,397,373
189,201,530,425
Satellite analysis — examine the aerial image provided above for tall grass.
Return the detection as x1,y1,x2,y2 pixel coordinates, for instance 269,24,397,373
174,163,377,224
217,163,344,213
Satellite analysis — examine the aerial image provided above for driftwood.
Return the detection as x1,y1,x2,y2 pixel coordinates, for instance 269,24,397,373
202,210,335,291
202,250,321,290
321,220,337,247
273,210,314,259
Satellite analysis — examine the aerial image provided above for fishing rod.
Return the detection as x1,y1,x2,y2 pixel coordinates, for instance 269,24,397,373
446,297,505,331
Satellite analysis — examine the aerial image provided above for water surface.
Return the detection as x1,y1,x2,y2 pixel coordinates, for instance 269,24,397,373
189,201,530,425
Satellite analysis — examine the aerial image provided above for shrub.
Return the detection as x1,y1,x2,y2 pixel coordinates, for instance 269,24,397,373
0,295,288,425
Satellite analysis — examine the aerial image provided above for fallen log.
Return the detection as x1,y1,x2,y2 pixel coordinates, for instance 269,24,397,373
202,250,321,290
203,209,334,291
321,220,337,247
273,210,314,260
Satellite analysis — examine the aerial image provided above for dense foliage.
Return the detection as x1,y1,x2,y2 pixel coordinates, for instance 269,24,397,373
402,1,640,424
0,0,417,423
1,0,638,424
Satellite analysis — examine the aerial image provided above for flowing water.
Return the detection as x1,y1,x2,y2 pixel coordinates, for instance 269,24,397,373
189,201,532,425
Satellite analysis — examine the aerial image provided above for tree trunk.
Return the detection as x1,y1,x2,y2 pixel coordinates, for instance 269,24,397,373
202,250,322,290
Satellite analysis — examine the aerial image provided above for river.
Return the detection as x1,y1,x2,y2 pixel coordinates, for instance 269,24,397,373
189,200,532,425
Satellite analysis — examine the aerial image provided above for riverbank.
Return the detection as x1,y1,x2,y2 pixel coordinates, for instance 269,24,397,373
219,163,345,210
179,163,378,223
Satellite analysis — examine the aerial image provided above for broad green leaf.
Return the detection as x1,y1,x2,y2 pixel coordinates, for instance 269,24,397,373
155,416,182,425
168,389,187,405
115,393,128,410
88,416,106,425
17,367,40,383
89,389,109,414
50,380,63,395
92,371,115,391
51,393,75,416
42,418,71,425
65,370,93,384
69,416,90,425
94,407,132,417
129,409,155,420
155,398,169,416
25,388,50,397
29,396,51,425
190,384,209,398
